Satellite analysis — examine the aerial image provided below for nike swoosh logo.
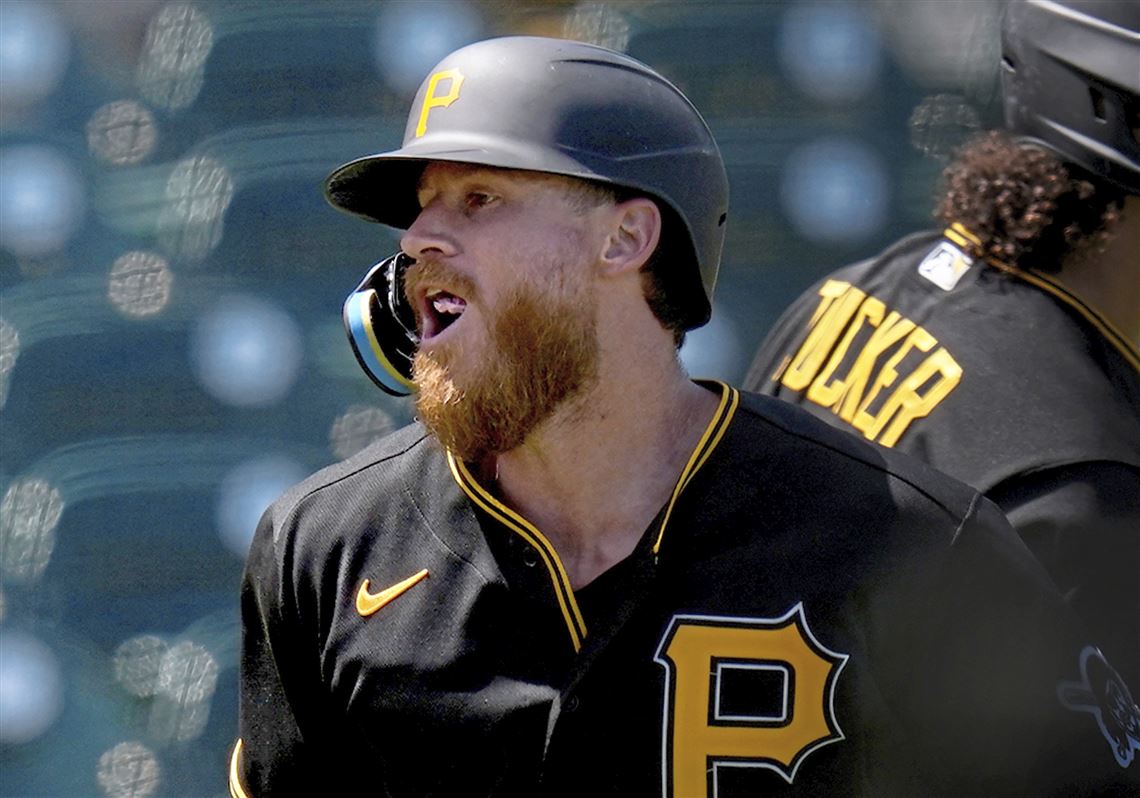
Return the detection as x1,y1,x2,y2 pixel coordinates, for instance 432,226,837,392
356,568,429,617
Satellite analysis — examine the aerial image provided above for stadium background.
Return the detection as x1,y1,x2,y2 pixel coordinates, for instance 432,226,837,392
0,1,1003,794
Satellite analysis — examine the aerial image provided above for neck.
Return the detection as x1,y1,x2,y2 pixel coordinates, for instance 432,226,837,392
1055,194,1140,348
490,352,720,589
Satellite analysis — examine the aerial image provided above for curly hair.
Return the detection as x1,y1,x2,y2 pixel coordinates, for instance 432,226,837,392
935,130,1124,272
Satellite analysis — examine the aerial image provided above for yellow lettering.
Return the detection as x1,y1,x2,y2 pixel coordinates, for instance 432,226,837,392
655,608,846,795
869,348,963,446
415,68,465,137
781,282,864,392
806,295,885,409
852,326,935,438
784,287,964,448
835,310,916,423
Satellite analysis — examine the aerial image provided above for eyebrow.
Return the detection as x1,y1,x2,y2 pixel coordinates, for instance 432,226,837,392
417,164,500,193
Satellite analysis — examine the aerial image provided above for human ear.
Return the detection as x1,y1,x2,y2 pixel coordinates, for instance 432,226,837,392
599,198,662,276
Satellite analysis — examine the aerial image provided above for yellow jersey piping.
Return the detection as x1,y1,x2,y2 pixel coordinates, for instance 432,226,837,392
944,225,1139,373
945,221,982,251
229,739,251,798
652,381,738,555
448,452,587,651
990,260,1139,373
445,381,738,650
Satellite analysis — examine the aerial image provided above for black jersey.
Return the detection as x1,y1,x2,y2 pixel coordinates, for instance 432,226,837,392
231,382,1135,797
745,227,1140,686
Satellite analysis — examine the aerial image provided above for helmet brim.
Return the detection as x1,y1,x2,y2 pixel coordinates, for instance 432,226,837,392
324,136,613,230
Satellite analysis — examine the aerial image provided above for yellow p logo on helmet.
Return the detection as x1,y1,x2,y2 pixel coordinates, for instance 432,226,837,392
415,68,465,137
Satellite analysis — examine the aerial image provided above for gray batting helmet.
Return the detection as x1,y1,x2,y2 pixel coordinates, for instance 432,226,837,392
1001,0,1140,193
325,35,729,330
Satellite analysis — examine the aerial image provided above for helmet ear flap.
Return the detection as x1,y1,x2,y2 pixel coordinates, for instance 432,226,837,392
342,252,419,396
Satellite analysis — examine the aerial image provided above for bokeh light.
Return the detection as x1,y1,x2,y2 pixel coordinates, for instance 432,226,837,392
0,630,64,745
780,136,889,244
778,2,882,105
149,640,218,743
107,251,174,318
0,146,86,258
909,93,982,163
563,2,631,51
0,0,70,115
0,317,19,410
96,741,161,798
215,454,307,557
0,478,64,585
156,640,218,704
136,2,213,111
114,635,169,699
190,294,303,407
373,1,483,95
87,100,159,166
681,307,745,384
158,154,234,261
329,404,396,461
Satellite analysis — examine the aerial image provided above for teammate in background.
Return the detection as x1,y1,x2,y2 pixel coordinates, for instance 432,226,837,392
232,35,1135,797
746,0,1139,690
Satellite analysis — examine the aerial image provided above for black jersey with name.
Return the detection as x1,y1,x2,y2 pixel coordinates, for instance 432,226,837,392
745,228,1140,687
231,382,1135,797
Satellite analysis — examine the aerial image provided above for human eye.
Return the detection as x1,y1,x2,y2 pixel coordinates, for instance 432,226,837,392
463,190,499,213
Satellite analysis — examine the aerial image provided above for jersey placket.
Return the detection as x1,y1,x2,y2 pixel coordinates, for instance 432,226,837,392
449,451,589,651
446,381,740,655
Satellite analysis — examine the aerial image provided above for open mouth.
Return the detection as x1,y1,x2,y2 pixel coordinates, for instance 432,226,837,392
422,288,467,340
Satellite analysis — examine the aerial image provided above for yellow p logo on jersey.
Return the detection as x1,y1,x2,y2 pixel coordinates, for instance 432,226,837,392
655,604,847,795
415,68,465,137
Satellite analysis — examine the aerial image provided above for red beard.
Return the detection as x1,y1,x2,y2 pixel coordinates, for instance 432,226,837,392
411,269,599,463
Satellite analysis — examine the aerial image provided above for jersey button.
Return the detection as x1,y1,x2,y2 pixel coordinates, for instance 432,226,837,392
521,548,539,568
564,695,579,713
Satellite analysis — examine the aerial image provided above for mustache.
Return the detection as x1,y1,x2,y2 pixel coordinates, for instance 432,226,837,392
402,258,478,304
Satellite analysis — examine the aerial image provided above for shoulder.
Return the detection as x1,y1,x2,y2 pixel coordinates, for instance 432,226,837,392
727,388,1060,586
746,230,941,388
266,422,434,526
247,422,447,571
747,230,1140,485
714,390,1078,679
730,389,985,525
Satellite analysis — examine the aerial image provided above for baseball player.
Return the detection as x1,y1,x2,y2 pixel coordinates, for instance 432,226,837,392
232,35,1136,797
746,0,1139,691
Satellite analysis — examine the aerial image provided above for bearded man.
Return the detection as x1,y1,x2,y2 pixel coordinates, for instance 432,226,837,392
231,36,1137,798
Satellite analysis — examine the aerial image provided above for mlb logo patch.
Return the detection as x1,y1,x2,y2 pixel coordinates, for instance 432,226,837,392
917,241,973,291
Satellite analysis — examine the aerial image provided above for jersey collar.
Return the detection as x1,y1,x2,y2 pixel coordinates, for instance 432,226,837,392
445,380,740,651
946,223,1140,373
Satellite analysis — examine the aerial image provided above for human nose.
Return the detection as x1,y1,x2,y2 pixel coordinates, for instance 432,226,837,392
400,200,458,261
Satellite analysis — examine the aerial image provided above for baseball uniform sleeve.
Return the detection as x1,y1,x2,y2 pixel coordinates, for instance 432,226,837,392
231,509,322,797
988,461,1140,689
869,491,1138,795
